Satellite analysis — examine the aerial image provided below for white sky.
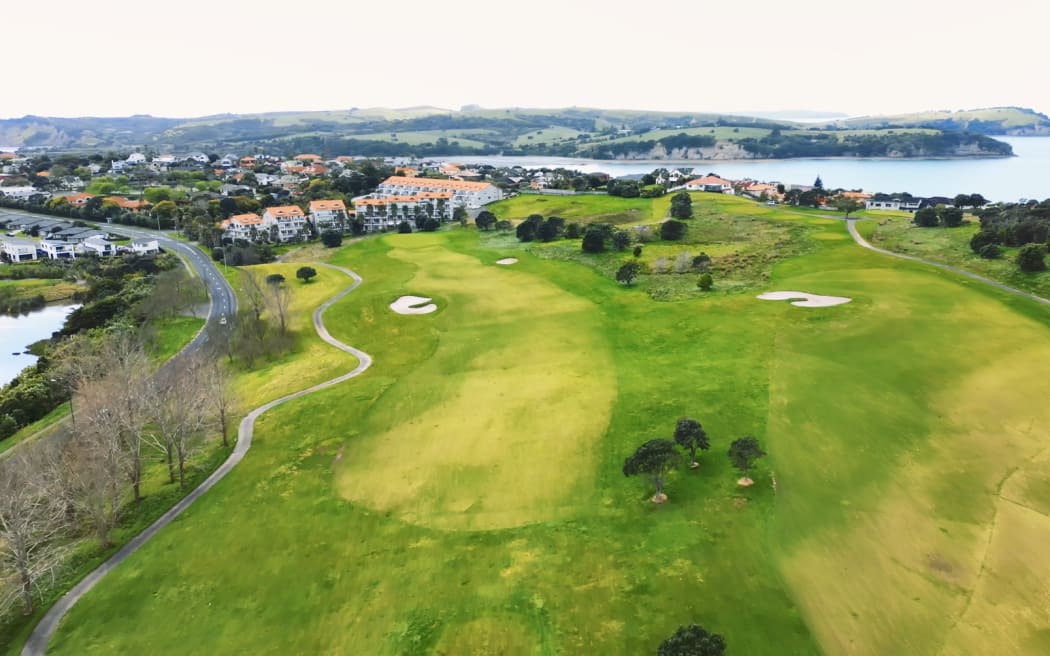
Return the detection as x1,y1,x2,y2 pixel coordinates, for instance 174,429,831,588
3,0,1047,119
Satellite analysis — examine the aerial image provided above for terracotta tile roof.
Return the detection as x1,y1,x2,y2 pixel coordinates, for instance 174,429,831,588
309,199,347,212
354,192,452,206
104,196,150,209
264,205,305,219
65,193,94,204
225,213,264,227
686,175,734,187
295,154,321,161
36,170,51,177
379,176,492,192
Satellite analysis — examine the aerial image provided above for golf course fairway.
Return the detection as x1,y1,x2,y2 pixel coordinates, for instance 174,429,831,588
41,203,1050,656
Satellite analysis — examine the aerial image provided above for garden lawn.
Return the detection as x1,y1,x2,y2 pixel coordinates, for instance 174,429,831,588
43,200,1050,656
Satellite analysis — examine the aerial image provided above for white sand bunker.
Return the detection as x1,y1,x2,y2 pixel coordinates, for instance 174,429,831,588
390,295,437,314
496,257,518,265
757,291,852,308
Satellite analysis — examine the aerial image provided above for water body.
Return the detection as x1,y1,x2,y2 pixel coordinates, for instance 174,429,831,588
455,136,1050,202
0,304,77,387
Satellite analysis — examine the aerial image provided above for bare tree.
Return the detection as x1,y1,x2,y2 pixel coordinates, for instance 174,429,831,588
241,269,267,323
98,331,155,502
0,448,71,615
264,274,292,335
202,357,237,449
65,381,129,547
150,355,211,488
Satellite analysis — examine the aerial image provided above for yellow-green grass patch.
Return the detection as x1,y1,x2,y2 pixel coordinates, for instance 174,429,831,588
335,234,616,530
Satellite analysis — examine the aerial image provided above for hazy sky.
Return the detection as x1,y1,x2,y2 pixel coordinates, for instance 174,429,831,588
4,0,1047,119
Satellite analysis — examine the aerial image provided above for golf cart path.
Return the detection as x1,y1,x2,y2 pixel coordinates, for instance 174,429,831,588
844,219,1050,307
23,263,372,656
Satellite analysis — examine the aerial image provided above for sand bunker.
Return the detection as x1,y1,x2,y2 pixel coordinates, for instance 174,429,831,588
757,291,852,307
390,295,437,315
496,258,518,265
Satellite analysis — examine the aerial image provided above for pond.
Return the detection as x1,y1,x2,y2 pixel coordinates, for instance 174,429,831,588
0,303,78,387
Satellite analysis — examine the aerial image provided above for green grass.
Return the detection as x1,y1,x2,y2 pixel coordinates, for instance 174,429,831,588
0,278,80,303
511,126,583,147
861,215,1050,298
346,129,496,148
145,315,205,364
487,193,665,225
0,403,70,458
39,197,1050,656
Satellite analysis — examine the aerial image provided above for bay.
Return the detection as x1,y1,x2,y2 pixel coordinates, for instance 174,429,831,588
454,136,1050,202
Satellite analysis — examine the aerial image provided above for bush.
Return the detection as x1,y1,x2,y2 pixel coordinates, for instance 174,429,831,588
615,261,640,285
970,229,998,254
692,252,711,272
422,218,441,232
516,214,544,242
1017,243,1047,272
978,243,1002,259
581,227,607,253
660,219,687,241
565,222,582,239
913,207,939,227
611,230,631,251
397,221,412,234
697,273,714,291
321,230,343,247
633,245,643,258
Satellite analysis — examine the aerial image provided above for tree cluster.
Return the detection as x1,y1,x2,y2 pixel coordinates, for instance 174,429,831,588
622,418,765,501
970,200,1050,270
912,205,964,228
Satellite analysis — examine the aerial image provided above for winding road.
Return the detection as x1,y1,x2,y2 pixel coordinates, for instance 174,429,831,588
22,263,372,656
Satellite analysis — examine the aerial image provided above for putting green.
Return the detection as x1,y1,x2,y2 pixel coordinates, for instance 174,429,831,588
335,235,615,530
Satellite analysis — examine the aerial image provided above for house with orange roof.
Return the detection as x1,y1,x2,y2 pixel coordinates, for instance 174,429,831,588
104,196,151,212
295,154,322,163
262,205,308,242
395,166,418,177
837,190,872,202
239,156,257,169
376,175,502,208
221,213,267,242
64,192,95,206
352,192,454,232
742,182,782,199
308,199,349,231
684,175,735,195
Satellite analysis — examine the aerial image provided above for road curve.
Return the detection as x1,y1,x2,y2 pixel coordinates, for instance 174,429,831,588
844,219,1050,306
22,263,372,656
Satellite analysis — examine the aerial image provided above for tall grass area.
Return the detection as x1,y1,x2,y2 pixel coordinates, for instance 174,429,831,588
41,198,1050,655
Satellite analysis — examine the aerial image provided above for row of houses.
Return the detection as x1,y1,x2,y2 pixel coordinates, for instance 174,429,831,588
0,234,159,262
221,200,347,243
349,176,504,233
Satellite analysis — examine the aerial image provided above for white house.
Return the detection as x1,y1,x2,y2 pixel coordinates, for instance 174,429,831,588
375,176,503,208
683,175,735,194
0,186,44,200
221,213,267,242
0,236,38,262
865,198,901,211
125,153,147,165
186,152,210,164
352,192,453,233
309,199,349,231
79,236,117,257
130,238,160,255
262,206,308,242
40,239,77,260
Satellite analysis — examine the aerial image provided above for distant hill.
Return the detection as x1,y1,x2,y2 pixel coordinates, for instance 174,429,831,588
827,107,1050,135
0,106,1027,159
733,110,851,121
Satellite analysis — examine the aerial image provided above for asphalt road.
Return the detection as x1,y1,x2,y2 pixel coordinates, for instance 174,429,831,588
21,263,371,656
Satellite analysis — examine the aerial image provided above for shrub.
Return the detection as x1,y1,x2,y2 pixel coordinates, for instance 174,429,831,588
321,230,342,248
697,273,714,291
397,221,412,234
978,243,1001,259
660,219,687,241
1017,243,1047,272
422,218,441,232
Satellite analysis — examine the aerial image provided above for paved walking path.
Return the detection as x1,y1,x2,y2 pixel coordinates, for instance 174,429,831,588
845,219,1050,306
22,263,371,656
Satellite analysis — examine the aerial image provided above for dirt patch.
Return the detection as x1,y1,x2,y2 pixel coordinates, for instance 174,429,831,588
332,445,344,465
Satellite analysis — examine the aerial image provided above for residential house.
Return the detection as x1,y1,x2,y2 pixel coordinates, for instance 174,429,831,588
375,176,503,208
865,197,901,211
126,153,147,165
262,206,308,242
63,230,108,244
64,192,95,206
239,156,257,169
218,153,239,168
309,199,349,232
186,152,210,164
220,184,252,197
221,213,267,242
79,235,117,257
130,238,160,255
295,154,321,164
105,196,150,212
684,175,735,194
40,239,77,260
0,186,44,200
0,236,38,262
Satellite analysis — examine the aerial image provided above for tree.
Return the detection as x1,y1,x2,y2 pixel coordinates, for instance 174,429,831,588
516,214,544,242
64,386,126,547
397,221,412,234
834,198,861,218
0,448,70,615
321,230,342,248
422,218,441,232
970,229,998,254
939,206,964,227
453,206,469,224
912,207,939,227
266,273,285,286
475,210,496,231
661,219,687,241
1017,243,1047,272
150,356,210,488
697,273,714,291
296,266,317,283
633,245,643,258
670,191,693,219
611,230,631,251
623,439,679,503
674,418,709,468
657,624,727,656
241,270,267,323
727,436,766,486
581,226,608,253
616,261,641,286
813,175,824,190
265,274,292,334
978,243,1002,259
